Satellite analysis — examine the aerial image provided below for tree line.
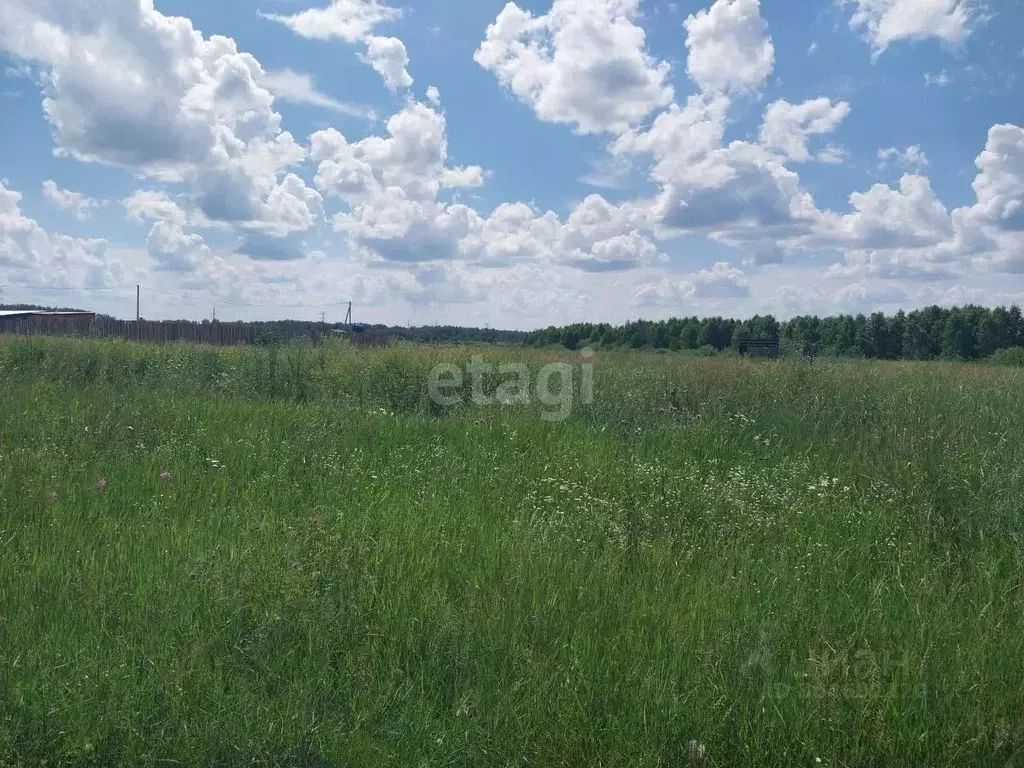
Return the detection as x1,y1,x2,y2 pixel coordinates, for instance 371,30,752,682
8,302,1024,361
1,305,527,346
524,305,1024,361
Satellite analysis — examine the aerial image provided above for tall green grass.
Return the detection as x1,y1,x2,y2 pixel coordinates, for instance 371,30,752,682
1,337,1023,766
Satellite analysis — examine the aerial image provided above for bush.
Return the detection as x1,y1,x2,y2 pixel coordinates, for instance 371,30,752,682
988,347,1024,366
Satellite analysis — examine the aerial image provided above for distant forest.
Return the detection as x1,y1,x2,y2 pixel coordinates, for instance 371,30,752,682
6,303,1024,361
525,305,1024,361
0,305,525,346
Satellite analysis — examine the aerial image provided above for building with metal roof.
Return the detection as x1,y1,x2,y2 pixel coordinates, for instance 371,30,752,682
0,310,96,320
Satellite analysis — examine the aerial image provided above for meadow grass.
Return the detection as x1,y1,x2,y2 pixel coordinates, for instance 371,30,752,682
1,337,1023,766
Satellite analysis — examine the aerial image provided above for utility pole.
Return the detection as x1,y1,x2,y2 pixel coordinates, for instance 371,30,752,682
212,304,217,322
136,284,140,322
344,301,352,329
319,311,326,324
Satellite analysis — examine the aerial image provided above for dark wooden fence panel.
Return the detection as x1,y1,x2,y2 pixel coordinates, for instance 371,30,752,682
0,317,325,346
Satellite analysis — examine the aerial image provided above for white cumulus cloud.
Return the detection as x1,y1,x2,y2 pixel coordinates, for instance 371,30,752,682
684,0,775,94
632,262,749,306
844,0,982,53
760,98,852,163
1,180,120,287
259,0,401,43
123,190,188,227
818,174,953,250
42,180,100,220
0,0,322,242
878,145,930,171
361,36,413,92
262,1,411,93
474,0,673,135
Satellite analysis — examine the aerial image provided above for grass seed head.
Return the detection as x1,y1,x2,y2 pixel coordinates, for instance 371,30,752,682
687,740,708,767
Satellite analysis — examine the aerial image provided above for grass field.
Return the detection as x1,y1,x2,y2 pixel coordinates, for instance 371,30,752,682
1,337,1023,766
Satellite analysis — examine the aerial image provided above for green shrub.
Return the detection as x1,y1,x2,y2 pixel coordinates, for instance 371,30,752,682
988,346,1024,366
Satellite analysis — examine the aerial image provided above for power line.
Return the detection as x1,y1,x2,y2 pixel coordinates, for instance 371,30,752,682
3,283,353,310
144,287,354,309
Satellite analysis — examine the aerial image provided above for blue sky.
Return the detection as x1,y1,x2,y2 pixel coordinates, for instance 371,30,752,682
1,0,1022,327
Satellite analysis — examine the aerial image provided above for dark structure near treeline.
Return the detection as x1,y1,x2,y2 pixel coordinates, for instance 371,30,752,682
0,308,525,347
0,310,97,335
331,323,391,348
739,339,781,359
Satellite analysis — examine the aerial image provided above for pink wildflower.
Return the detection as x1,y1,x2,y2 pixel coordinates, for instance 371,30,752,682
96,477,107,491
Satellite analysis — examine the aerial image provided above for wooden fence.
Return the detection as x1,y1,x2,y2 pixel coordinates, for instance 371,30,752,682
0,317,348,346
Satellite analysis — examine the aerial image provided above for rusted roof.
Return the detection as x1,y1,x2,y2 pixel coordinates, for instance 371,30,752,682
0,310,95,319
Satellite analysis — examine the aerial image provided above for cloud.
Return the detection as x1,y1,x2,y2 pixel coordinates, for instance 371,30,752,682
878,145,929,171
968,124,1024,231
236,231,307,261
121,190,214,272
255,173,325,237
263,69,375,118
825,249,956,281
4,0,1021,321
441,166,485,189
818,174,953,249
759,98,851,163
1,2,274,175
817,145,848,165
258,0,401,43
924,69,951,86
684,261,750,298
556,195,658,269
831,280,910,308
567,231,660,272
604,0,817,266
631,278,680,307
262,1,410,93
463,197,657,271
791,127,1024,281
42,180,100,220
309,100,659,271
844,0,982,53
147,220,211,272
653,141,819,237
1,180,120,287
632,261,749,306
611,94,729,184
474,0,673,135
684,0,775,94
310,101,487,262
361,36,413,91
0,0,321,238
123,190,187,226
960,124,1024,273
799,126,1023,282
312,102,484,208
